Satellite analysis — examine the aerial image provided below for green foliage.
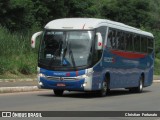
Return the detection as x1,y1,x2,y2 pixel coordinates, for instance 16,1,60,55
65,0,97,17
0,26,39,75
101,0,151,27
0,0,102,31
154,58,160,75
1,0,159,31
149,0,160,29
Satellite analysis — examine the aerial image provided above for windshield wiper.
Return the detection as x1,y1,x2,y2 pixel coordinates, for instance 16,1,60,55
68,41,76,69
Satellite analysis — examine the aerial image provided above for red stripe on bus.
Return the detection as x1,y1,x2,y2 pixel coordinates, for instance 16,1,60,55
111,50,146,59
76,71,79,76
66,72,70,76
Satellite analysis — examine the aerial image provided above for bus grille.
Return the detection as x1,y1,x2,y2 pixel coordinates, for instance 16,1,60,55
46,76,77,81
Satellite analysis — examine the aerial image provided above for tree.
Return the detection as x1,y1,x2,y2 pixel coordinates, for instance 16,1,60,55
101,0,151,28
0,0,36,31
65,0,98,17
0,0,10,27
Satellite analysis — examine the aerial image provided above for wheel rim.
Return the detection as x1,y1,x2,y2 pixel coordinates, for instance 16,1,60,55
102,81,107,95
103,82,107,91
139,80,143,91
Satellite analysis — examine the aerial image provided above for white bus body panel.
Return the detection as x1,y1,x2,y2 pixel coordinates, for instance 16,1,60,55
44,18,153,38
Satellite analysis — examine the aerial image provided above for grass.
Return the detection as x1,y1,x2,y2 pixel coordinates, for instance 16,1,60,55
154,75,160,80
154,58,160,75
0,73,37,79
0,53,37,74
0,26,39,78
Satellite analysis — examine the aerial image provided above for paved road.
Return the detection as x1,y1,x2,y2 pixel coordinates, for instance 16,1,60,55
0,83,159,112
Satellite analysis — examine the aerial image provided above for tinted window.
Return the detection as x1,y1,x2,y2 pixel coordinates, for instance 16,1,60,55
148,38,154,54
115,31,121,49
107,29,126,50
141,36,147,53
134,35,140,52
117,32,125,50
107,28,152,54
111,30,117,49
107,30,112,49
126,33,133,51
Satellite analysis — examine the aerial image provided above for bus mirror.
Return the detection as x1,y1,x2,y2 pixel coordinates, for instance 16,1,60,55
96,32,103,50
31,31,42,48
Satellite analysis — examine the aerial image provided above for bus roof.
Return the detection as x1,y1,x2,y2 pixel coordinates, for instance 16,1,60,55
45,18,154,38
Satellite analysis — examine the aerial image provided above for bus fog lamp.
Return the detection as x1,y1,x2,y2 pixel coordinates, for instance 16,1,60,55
39,82,43,86
83,82,87,87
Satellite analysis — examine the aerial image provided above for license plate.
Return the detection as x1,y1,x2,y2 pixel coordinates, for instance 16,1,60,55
57,83,66,87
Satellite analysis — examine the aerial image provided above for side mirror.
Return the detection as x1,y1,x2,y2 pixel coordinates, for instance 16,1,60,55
95,32,103,50
31,31,42,48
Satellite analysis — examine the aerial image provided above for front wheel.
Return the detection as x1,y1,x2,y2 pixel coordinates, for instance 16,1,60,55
54,90,64,96
98,81,108,97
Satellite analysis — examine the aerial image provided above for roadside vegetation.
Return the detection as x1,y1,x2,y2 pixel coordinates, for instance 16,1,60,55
0,26,40,78
0,0,160,78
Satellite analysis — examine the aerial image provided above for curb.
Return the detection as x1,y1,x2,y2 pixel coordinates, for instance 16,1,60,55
0,78,36,82
153,80,160,83
0,86,39,93
0,80,159,94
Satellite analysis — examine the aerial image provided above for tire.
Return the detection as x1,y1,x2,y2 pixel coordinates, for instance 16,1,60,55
135,77,143,93
129,76,143,93
54,90,64,96
98,80,108,97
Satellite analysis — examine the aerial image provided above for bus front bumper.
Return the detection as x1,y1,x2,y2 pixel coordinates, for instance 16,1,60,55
38,77,85,91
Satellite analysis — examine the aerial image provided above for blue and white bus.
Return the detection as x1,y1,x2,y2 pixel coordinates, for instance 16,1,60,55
31,18,154,96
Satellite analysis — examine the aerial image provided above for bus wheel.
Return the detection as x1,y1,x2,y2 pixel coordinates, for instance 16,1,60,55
98,81,107,97
135,77,143,93
54,90,64,96
129,77,143,93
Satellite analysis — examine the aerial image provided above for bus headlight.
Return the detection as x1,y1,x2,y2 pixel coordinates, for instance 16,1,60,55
76,71,93,80
38,73,46,78
78,74,88,79
39,82,43,86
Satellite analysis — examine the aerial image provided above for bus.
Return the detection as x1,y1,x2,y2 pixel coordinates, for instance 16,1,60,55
31,18,154,97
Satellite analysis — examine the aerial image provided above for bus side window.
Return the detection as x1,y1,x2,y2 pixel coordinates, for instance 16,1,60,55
148,38,154,54
111,30,117,49
107,29,117,49
117,32,125,50
116,31,120,50
134,35,140,52
141,36,147,53
107,30,112,49
126,33,133,52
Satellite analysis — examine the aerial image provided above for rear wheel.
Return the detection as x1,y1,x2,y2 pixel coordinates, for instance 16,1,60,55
129,76,143,93
54,90,64,96
135,77,143,93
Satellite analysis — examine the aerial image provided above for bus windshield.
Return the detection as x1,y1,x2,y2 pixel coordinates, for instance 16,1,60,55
39,30,94,70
